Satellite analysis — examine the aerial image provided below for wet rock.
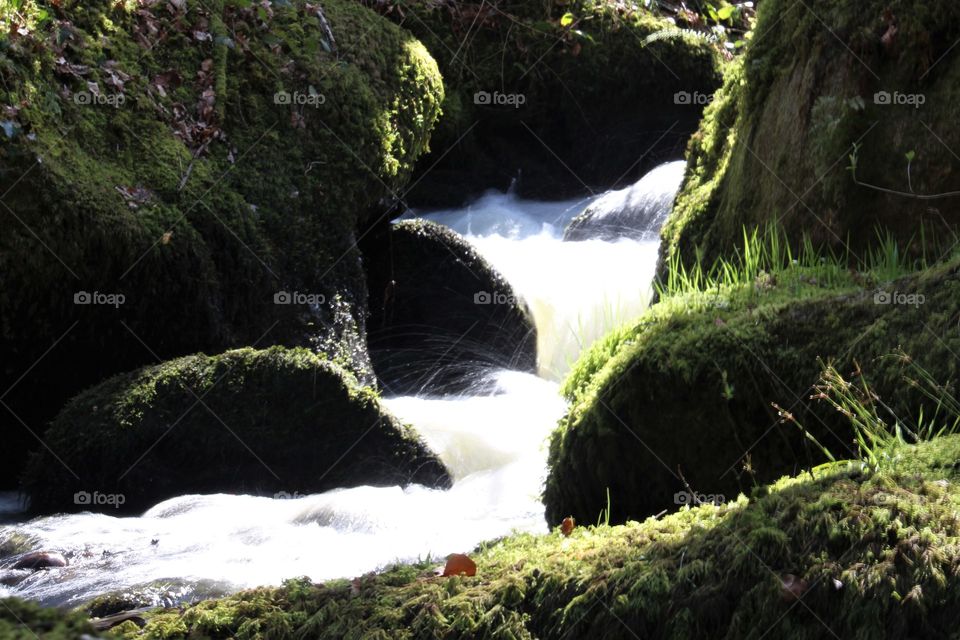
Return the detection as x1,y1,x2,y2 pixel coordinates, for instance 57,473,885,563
362,219,537,394
564,161,687,242
9,551,68,571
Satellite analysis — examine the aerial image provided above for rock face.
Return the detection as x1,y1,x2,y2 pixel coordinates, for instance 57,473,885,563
660,0,960,277
563,161,687,241
0,0,444,485
363,1,723,207
22,347,451,514
362,219,537,394
545,258,960,525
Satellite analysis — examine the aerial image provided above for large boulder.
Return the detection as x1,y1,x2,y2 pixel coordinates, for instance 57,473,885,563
0,0,443,485
660,0,960,276
361,219,536,394
545,257,960,525
362,0,723,207
563,160,686,241
22,347,451,514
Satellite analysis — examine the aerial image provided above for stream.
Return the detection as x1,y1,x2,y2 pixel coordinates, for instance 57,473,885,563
0,165,678,609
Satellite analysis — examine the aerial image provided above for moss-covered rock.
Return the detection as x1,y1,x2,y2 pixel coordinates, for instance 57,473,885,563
21,346,450,513
0,0,443,486
661,0,960,276
30,433,959,638
361,219,536,393
545,256,960,525
363,0,723,206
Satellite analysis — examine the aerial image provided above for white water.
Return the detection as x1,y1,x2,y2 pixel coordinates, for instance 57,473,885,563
0,165,675,609
416,192,660,379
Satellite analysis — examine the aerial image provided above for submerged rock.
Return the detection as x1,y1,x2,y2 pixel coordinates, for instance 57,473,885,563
8,551,68,571
660,0,960,277
546,257,960,524
563,161,687,241
22,347,451,514
0,0,444,486
362,219,537,394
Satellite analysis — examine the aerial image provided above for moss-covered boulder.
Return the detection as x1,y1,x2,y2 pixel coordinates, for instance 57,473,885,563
47,434,960,639
21,347,450,513
660,0,960,275
361,219,536,394
364,0,723,206
545,257,960,525
0,0,443,486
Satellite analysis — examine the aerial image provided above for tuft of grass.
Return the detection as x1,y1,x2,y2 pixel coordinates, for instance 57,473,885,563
778,352,960,473
656,224,932,302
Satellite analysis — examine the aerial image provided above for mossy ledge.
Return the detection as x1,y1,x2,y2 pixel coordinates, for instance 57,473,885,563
9,435,960,638
21,346,450,514
0,0,443,485
546,255,960,525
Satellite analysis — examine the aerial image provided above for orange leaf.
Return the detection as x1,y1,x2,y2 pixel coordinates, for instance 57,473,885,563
561,516,576,537
442,553,477,577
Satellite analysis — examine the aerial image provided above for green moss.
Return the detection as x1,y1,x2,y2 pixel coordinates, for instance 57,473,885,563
0,598,96,639
661,0,960,276
9,434,945,638
547,256,960,524
0,0,444,485
21,346,450,513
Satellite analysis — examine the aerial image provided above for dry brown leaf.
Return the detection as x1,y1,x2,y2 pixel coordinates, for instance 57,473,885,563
442,553,477,577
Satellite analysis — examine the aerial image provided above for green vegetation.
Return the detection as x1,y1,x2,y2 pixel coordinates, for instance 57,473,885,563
0,598,96,639
22,346,450,513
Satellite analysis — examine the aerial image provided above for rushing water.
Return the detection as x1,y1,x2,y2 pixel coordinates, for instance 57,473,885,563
0,165,676,609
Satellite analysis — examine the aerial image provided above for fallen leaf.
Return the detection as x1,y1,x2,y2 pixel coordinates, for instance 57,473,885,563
561,516,576,537
442,553,477,577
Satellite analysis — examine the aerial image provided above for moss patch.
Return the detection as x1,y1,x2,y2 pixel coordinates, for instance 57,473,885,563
21,346,450,513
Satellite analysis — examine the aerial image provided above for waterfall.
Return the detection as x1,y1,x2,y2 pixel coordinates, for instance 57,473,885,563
0,163,681,608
